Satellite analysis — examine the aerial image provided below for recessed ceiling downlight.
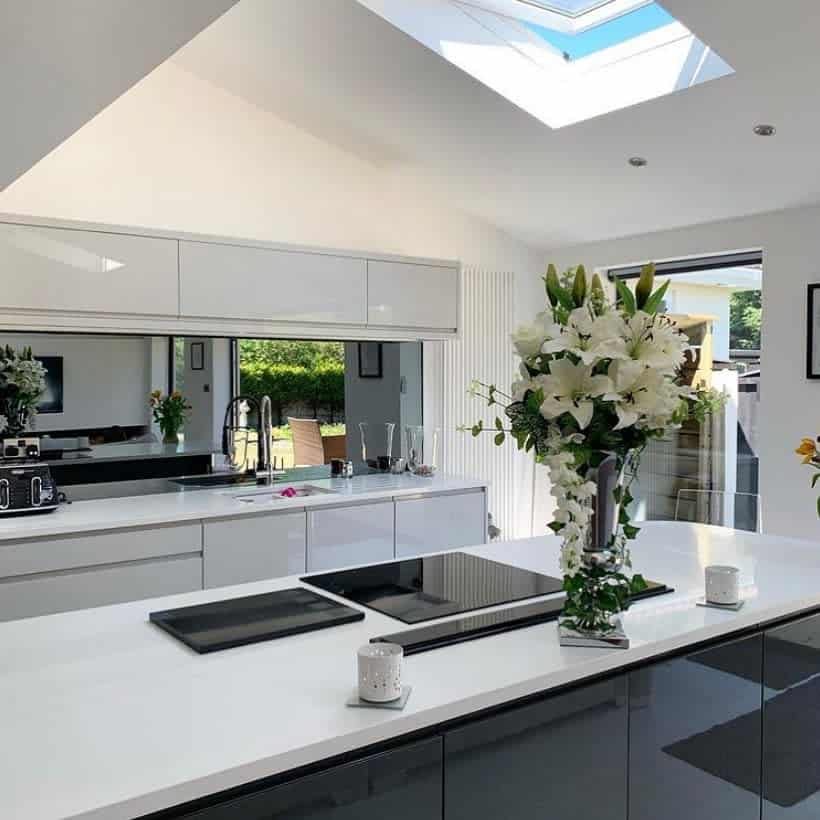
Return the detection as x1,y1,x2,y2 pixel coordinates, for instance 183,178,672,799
753,124,776,137
628,156,648,167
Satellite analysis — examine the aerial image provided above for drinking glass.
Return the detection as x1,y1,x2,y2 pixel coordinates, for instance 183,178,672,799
406,426,439,476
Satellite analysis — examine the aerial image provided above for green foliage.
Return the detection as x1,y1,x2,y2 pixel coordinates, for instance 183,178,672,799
634,263,655,309
238,339,344,369
729,290,762,351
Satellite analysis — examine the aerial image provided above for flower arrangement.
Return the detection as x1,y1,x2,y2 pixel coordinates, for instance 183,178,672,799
795,437,820,516
150,389,191,443
0,346,47,436
466,264,724,637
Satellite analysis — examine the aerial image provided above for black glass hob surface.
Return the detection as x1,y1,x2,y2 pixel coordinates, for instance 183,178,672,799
302,552,565,625
149,588,364,654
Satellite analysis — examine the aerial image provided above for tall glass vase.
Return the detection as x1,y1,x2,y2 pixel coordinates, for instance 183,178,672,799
558,452,634,649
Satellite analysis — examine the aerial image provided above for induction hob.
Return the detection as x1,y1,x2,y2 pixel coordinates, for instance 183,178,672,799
149,587,364,653
302,552,565,625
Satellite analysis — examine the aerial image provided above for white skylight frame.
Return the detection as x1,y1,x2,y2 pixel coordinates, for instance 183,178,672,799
356,0,734,128
461,0,653,33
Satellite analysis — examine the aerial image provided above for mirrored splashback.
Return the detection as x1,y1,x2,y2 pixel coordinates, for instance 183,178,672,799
0,332,422,498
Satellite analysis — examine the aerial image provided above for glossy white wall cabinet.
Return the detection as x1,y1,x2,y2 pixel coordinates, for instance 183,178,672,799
307,501,395,572
0,555,202,622
367,260,458,330
395,489,487,559
179,240,367,323
203,511,307,589
0,222,179,316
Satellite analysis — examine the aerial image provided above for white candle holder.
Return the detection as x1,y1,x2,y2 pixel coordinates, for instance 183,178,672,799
705,565,740,605
357,643,403,703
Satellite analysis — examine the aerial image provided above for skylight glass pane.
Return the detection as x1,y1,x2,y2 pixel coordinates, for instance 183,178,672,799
525,0,613,16
525,2,675,60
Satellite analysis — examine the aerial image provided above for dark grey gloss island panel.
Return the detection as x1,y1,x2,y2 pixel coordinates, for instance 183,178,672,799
174,737,442,820
444,675,627,820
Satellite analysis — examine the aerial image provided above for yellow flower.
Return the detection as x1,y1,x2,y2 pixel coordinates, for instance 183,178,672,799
796,437,818,464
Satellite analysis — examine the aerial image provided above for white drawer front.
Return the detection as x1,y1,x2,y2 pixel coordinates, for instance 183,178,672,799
203,511,307,589
395,490,486,558
0,522,202,579
307,501,395,572
0,555,203,622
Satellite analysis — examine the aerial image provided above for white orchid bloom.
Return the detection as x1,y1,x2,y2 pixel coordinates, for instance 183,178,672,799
510,379,533,402
511,312,562,360
537,358,613,429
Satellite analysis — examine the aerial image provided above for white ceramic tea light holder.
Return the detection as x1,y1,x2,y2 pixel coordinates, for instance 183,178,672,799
697,565,743,611
357,642,403,703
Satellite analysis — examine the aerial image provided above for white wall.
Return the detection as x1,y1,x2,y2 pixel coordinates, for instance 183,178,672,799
0,333,152,433
666,282,732,362
544,204,820,542
0,60,540,279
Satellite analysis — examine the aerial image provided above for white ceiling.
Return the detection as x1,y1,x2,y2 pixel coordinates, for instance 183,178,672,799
0,0,238,191
170,0,820,250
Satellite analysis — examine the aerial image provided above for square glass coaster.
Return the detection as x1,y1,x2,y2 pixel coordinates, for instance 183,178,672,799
346,686,412,710
696,597,745,611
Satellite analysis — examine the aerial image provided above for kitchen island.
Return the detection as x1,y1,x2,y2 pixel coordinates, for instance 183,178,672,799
3,522,820,820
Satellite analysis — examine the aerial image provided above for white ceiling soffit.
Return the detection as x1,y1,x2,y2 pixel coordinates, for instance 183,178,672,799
355,0,733,128
0,0,239,191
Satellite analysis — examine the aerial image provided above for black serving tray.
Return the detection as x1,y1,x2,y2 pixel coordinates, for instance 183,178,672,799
150,587,364,654
371,581,673,656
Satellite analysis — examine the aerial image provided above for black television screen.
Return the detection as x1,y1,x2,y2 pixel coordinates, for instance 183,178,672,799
36,356,63,414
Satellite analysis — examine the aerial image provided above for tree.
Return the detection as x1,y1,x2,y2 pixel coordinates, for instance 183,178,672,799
729,290,762,351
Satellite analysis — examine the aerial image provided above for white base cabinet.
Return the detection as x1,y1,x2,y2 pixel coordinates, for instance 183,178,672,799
0,555,202,622
203,511,307,589
307,501,395,572
395,489,487,559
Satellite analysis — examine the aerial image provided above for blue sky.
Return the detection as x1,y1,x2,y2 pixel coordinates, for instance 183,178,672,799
525,3,676,61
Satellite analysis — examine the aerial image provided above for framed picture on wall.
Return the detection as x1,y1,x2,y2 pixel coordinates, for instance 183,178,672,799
358,343,383,378
190,342,205,371
807,285,820,378
35,356,64,414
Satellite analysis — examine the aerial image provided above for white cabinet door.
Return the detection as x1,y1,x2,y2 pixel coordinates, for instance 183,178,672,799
395,490,486,559
179,240,367,324
0,222,179,316
307,501,394,572
203,511,306,589
0,555,202,622
367,260,458,330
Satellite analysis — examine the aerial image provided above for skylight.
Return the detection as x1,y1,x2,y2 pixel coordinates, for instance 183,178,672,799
526,3,675,61
355,0,734,128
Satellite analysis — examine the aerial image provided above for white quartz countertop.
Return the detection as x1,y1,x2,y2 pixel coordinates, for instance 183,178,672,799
41,439,220,464
0,473,487,541
3,522,820,820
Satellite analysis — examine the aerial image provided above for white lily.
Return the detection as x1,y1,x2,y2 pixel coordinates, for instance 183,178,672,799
511,312,563,360
537,358,613,429
542,307,629,365
624,312,688,371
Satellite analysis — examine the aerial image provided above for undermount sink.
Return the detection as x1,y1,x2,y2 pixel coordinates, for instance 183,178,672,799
234,485,337,505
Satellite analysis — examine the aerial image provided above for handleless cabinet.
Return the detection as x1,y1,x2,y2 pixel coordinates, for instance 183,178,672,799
307,501,394,572
203,511,307,589
445,675,628,820
762,613,820,818
179,240,367,324
395,489,486,558
0,222,179,316
367,259,458,331
174,737,442,820
629,634,763,820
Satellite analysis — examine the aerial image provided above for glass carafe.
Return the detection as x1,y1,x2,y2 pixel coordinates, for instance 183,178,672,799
406,426,439,476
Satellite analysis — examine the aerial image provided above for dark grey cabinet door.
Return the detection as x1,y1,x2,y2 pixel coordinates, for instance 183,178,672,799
629,634,762,820
444,675,628,820
763,613,820,819
177,737,442,819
